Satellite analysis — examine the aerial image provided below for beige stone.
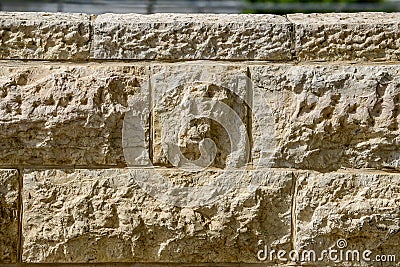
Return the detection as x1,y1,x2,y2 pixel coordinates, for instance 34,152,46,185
93,14,292,60
0,63,149,167
288,13,400,61
22,168,292,263
0,169,19,263
150,63,251,169
251,64,400,171
0,12,90,60
294,170,400,265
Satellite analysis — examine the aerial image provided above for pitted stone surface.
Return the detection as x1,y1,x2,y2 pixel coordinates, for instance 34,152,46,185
288,13,400,61
0,64,149,167
294,171,400,264
93,14,292,60
0,169,19,263
251,64,400,171
22,168,292,263
150,63,250,168
0,12,90,60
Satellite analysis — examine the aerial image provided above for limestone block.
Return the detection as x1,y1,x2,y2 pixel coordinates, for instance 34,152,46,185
294,171,400,265
288,13,400,61
0,64,149,166
22,168,293,263
0,169,19,263
0,12,90,60
251,64,400,171
150,63,250,169
93,14,292,60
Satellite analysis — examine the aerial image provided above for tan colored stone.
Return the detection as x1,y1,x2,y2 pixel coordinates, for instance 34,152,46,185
93,14,292,60
0,63,149,167
0,12,90,60
150,63,251,169
0,169,19,263
251,64,400,171
22,168,292,263
288,13,400,61
294,170,400,265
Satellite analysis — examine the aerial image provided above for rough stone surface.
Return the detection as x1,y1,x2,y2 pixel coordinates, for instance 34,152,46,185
0,64,149,167
251,64,400,171
0,12,90,60
151,63,250,169
288,13,400,61
294,171,400,265
0,169,19,263
93,14,292,60
22,168,292,263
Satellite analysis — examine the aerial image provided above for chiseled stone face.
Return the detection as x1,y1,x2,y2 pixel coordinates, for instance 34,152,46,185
0,64,149,167
0,169,19,263
294,171,400,263
251,64,400,171
93,14,292,60
22,168,292,263
151,63,251,169
288,13,400,61
0,12,90,60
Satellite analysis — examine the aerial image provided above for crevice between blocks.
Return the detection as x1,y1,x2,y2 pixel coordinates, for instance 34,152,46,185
290,171,298,252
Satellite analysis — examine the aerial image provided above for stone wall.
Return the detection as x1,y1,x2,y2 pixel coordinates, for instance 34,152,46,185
0,12,399,266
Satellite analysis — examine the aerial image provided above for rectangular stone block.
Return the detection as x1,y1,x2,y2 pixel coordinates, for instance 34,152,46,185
0,63,149,167
250,64,400,171
150,63,251,169
288,13,400,61
294,171,399,265
22,168,292,263
0,169,19,263
93,14,292,60
0,12,90,60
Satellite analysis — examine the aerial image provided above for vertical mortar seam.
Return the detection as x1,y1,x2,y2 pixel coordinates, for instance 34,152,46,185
148,67,154,164
246,66,253,165
285,14,297,61
16,168,23,263
290,171,298,253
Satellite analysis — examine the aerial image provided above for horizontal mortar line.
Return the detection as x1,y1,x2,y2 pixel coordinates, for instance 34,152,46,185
1,59,400,66
2,166,400,175
0,58,297,65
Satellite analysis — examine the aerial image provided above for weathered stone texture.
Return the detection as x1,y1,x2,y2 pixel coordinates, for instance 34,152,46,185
295,171,400,265
288,13,400,61
151,63,251,169
251,64,400,171
0,12,90,60
93,14,292,60
0,64,149,167
22,168,292,263
0,169,19,263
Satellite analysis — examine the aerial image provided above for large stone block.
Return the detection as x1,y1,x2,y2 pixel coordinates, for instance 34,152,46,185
0,169,19,263
294,171,400,265
150,63,251,169
93,14,292,60
0,64,149,167
0,12,90,60
22,168,292,263
288,13,400,61
251,64,400,171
